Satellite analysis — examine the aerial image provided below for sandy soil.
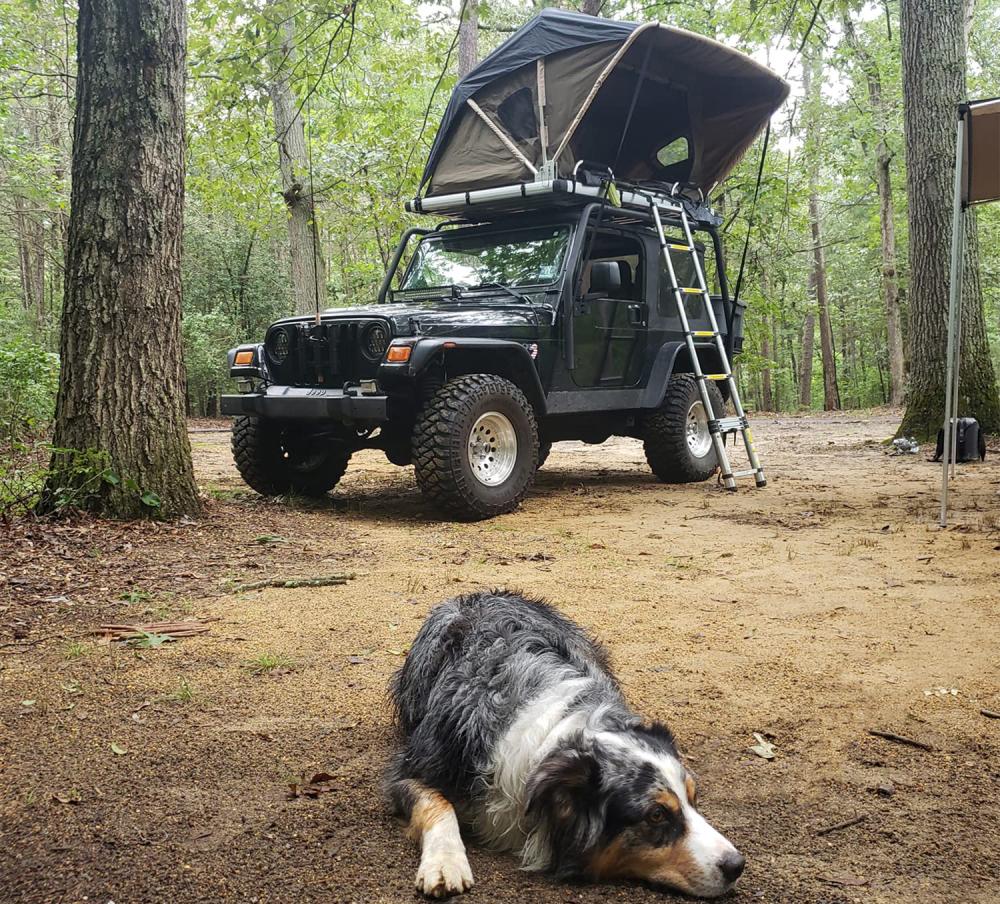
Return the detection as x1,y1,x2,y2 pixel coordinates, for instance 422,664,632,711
1,410,998,904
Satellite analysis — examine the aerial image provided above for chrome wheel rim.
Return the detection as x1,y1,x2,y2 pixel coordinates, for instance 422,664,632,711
686,400,712,458
467,412,518,486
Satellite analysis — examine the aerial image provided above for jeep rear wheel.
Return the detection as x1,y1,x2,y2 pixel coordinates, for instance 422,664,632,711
413,374,538,520
643,375,723,483
231,416,351,497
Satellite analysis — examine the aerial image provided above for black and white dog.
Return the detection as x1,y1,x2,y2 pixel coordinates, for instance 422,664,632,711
387,590,745,898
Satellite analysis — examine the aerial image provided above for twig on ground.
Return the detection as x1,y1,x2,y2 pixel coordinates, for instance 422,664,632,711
0,638,45,652
868,729,934,752
235,573,354,592
93,620,214,642
815,814,867,837
980,709,1000,720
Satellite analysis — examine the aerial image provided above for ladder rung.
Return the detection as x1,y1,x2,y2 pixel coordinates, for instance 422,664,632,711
731,469,760,479
667,243,692,252
680,287,703,295
703,374,730,381
690,330,717,338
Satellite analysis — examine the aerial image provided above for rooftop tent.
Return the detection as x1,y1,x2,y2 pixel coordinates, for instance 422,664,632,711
418,9,790,199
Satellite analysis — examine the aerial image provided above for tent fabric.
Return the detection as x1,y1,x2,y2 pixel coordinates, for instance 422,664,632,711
420,9,789,198
962,97,1000,205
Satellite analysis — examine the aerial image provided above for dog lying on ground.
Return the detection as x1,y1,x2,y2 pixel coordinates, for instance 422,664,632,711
387,590,745,898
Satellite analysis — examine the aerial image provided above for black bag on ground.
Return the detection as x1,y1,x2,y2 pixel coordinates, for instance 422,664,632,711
933,417,987,462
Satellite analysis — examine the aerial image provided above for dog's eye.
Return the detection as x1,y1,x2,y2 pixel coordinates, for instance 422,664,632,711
645,804,670,825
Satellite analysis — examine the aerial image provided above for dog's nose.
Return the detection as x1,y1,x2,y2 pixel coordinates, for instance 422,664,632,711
719,851,746,884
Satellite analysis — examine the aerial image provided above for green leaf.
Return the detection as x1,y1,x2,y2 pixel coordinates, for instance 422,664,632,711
139,491,161,508
110,742,128,756
101,469,121,486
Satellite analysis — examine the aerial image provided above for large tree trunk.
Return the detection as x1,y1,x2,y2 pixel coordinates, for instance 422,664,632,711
803,54,840,411
843,16,905,406
268,19,326,317
897,0,1000,438
41,0,199,518
458,1,478,78
580,0,602,15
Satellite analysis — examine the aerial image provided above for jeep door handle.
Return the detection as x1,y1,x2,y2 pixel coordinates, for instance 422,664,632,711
627,304,645,326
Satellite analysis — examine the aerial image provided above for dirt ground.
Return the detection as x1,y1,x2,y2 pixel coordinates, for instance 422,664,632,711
1,410,999,904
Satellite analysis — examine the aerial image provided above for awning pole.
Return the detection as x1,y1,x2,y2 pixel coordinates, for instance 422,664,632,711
940,114,967,527
466,98,538,176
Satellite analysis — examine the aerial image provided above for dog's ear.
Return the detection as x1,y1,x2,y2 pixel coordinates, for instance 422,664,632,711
525,748,601,823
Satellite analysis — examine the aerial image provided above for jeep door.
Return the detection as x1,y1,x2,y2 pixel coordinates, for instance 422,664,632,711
570,230,647,388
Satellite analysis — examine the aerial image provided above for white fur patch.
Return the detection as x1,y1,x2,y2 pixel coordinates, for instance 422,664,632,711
473,674,593,863
416,809,474,898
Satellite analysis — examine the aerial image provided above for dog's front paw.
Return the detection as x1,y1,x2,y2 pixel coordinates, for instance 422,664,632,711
415,847,474,898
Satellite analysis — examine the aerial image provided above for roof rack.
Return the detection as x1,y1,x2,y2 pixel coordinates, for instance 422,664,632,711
405,177,721,229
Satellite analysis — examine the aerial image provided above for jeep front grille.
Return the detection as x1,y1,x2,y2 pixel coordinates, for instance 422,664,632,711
264,319,390,387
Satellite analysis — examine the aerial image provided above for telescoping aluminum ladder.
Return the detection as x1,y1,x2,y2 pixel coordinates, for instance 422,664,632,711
645,193,766,491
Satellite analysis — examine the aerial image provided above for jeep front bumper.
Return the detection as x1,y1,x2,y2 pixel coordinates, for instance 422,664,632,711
220,386,388,423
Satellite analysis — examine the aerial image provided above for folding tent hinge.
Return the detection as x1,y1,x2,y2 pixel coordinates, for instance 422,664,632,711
535,160,558,182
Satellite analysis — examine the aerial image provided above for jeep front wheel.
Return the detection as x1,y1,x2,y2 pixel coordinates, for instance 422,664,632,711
413,374,538,520
643,375,723,483
231,416,351,497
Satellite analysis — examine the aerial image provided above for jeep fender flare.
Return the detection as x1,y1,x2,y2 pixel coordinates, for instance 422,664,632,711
640,341,729,409
384,337,547,415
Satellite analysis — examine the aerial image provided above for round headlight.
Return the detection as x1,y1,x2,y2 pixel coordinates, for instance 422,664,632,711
267,328,290,363
363,323,389,361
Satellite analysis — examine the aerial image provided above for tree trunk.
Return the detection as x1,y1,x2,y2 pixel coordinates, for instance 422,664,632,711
41,0,199,518
799,311,815,408
268,19,327,317
897,0,1000,438
761,330,773,412
803,53,840,411
843,16,905,406
580,0,602,15
458,1,478,78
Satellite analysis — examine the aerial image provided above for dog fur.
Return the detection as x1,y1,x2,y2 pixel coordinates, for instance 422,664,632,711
387,590,745,898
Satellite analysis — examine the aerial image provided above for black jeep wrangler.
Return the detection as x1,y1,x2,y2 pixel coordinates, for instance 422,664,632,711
221,194,744,520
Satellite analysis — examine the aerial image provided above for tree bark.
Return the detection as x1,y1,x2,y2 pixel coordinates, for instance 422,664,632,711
842,16,906,406
458,1,478,78
268,18,327,317
897,0,1000,438
41,0,199,518
803,54,840,411
580,0,602,15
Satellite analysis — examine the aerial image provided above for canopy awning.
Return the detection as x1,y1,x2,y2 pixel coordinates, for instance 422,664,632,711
419,9,789,199
961,97,1000,205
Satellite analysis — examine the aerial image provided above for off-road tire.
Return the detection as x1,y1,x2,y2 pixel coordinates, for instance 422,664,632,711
231,416,350,497
643,375,724,483
536,441,552,470
413,374,538,520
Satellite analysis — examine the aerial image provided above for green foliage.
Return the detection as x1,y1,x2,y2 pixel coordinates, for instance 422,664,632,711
0,334,58,446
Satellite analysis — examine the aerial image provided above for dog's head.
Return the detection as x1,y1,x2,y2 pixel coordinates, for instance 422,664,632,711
525,724,744,897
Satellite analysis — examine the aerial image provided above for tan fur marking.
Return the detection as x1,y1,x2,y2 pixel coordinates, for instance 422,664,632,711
684,773,698,807
590,832,702,892
407,785,454,842
655,788,682,816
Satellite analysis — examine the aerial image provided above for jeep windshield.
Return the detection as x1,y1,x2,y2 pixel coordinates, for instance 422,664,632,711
401,225,569,295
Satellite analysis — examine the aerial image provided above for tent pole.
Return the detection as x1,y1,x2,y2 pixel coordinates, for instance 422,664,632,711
940,114,966,527
537,59,549,165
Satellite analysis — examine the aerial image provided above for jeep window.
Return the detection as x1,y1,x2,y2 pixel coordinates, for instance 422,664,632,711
658,243,711,323
401,226,570,292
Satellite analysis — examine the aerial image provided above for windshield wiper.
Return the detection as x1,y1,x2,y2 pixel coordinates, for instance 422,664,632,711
472,282,531,303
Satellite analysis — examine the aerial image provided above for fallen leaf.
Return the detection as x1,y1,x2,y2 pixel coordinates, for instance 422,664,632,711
749,733,776,760
110,742,127,756
52,791,81,805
